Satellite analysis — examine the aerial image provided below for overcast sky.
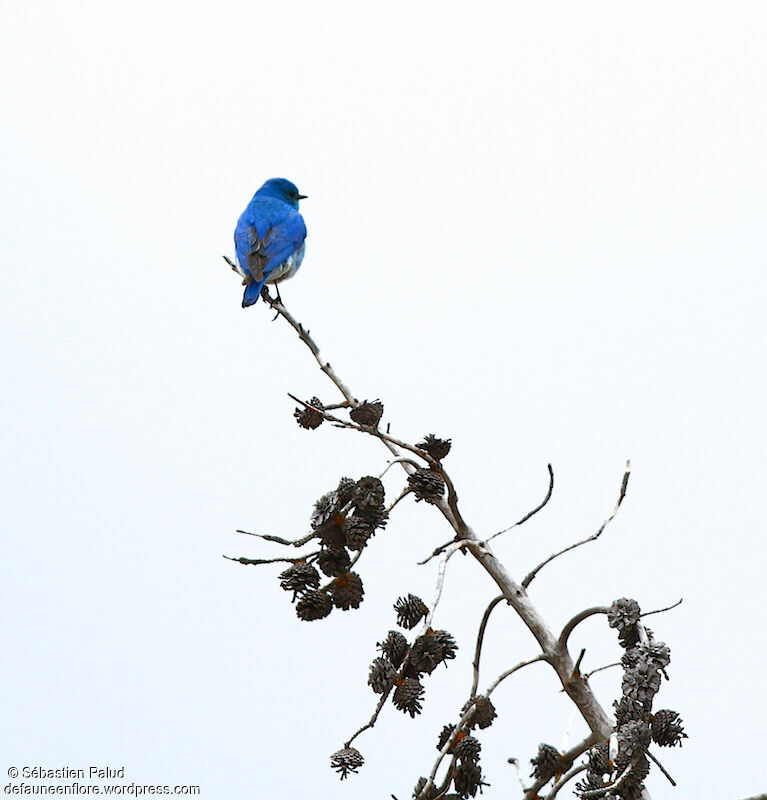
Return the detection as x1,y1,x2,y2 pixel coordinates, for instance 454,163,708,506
2,2,766,798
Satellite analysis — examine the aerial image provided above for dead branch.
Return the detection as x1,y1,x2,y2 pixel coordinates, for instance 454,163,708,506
522,462,631,589
235,528,316,547
642,597,683,617
487,463,555,543
558,606,609,653
647,750,676,786
544,763,589,799
221,554,317,566
470,594,505,698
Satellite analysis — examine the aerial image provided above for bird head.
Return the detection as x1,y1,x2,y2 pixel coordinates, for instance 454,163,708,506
256,178,307,208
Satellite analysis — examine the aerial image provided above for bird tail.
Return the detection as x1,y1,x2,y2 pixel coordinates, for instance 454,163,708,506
242,280,264,308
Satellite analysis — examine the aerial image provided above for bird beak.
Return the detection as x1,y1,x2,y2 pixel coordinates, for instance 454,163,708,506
297,194,308,200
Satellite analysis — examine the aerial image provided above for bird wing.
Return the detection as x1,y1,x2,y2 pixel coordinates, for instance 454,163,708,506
235,203,307,283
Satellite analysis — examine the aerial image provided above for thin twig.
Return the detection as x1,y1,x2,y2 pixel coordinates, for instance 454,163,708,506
580,759,637,798
585,661,621,679
235,529,317,548
557,606,609,653
417,539,459,566
486,653,550,696
425,758,456,800
386,487,412,515
572,648,586,677
642,597,683,617
470,595,505,698
266,300,424,482
289,395,467,540
418,700,482,799
263,290,358,404
221,554,316,566
422,463,555,566
344,687,391,748
379,457,424,477
487,464,555,543
647,750,676,786
544,763,589,799
508,758,527,793
287,395,431,465
319,401,350,411
290,393,442,471
345,547,365,571
522,462,631,589
418,757,457,800
273,302,468,541
347,540,462,754
425,541,464,628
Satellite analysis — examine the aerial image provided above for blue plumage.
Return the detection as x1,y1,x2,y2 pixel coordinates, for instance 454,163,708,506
233,178,308,307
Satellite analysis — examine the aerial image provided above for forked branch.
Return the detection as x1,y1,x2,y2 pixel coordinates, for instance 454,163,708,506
522,462,631,589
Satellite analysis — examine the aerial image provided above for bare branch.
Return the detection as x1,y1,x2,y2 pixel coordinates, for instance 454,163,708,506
647,750,676,786
487,463,555,543
579,758,637,798
421,462,555,566
289,393,442,472
344,687,391,748
417,539,459,566
416,756,457,800
319,401,351,411
347,540,462,754
379,457,424,477
522,462,631,589
386,487,412,515
585,661,621,679
263,290,358,405
235,528,317,547
557,606,609,653
269,300,470,541
507,758,527,793
419,699,483,799
573,648,586,677
221,554,317,566
544,763,589,799
486,653,551,696
433,760,457,800
642,597,683,617
288,395,434,469
289,397,471,542
470,594,505,698
425,540,464,628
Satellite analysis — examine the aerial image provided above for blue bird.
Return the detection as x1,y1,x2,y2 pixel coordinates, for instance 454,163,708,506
232,178,308,307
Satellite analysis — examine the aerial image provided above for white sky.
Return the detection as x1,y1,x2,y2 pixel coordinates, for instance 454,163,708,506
2,2,766,798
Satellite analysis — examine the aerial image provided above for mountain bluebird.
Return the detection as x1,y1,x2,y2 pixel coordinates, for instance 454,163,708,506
233,178,307,307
